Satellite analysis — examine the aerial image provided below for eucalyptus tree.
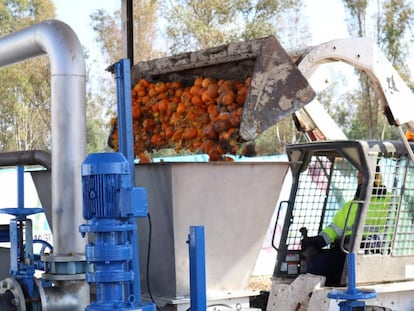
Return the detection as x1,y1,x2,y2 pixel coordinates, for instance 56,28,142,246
341,0,414,140
0,0,56,151
91,0,310,155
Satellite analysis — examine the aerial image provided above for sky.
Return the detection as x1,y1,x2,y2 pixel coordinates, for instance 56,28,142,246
52,0,349,49
53,0,121,82
51,0,349,81
53,0,120,51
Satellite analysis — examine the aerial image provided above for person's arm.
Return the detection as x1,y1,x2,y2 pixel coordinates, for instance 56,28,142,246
302,201,352,250
321,200,354,244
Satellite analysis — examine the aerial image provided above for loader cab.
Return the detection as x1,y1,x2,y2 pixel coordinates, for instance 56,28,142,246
273,140,414,286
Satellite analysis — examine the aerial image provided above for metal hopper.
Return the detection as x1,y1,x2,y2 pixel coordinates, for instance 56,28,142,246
31,160,289,309
134,161,289,308
131,35,315,141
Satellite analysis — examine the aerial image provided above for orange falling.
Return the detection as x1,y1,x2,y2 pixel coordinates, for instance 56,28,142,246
108,76,250,162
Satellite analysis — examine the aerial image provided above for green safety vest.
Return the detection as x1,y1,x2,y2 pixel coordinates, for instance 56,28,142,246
320,194,392,245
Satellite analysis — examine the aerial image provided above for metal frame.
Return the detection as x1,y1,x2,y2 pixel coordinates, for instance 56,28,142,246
274,140,414,285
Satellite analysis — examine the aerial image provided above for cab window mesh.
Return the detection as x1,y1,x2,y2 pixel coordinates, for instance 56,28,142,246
392,156,414,256
286,151,414,257
359,155,397,254
286,156,357,251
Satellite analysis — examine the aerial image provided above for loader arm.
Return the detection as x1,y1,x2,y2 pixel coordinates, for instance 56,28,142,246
293,37,414,141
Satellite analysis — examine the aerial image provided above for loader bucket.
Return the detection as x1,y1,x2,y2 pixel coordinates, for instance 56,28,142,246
131,36,315,141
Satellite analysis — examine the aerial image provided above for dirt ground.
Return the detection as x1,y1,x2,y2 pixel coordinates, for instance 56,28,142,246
248,275,272,291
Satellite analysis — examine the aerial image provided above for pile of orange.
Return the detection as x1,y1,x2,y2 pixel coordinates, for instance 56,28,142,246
109,76,251,161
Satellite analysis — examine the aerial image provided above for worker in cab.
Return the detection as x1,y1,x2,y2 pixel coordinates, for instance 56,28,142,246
301,167,391,285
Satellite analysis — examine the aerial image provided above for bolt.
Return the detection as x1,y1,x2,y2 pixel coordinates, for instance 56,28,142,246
0,280,7,289
12,298,20,306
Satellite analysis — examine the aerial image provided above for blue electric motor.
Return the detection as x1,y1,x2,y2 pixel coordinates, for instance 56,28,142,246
79,152,151,311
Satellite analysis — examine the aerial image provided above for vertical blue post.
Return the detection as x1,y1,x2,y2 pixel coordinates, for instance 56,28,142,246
115,59,135,181
328,252,376,310
114,58,154,310
188,226,207,311
114,59,141,303
347,252,357,295
17,165,24,210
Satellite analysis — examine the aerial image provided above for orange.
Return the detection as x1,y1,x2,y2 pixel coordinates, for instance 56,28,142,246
192,138,202,150
175,88,183,98
176,102,188,115
206,83,219,98
182,127,198,140
207,104,220,121
132,105,140,119
139,151,151,163
201,91,214,105
152,103,159,113
181,90,191,103
142,119,155,131
171,81,182,89
201,77,216,88
137,78,149,89
220,90,235,106
158,99,169,115
194,77,203,87
202,123,218,140
154,81,167,94
165,127,174,139
190,85,201,96
168,101,178,114
148,86,157,98
151,134,162,145
191,95,203,106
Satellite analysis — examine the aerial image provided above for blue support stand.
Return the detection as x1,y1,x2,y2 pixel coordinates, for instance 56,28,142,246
328,252,376,310
188,226,207,311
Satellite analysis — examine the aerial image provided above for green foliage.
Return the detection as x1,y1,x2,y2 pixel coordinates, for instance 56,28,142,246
0,0,110,154
90,9,122,65
0,0,55,152
89,1,162,153
163,0,236,52
343,0,367,37
86,94,108,153
254,118,305,154
163,0,302,53
336,0,414,140
380,0,414,81
160,0,307,154
90,0,160,65
89,0,414,157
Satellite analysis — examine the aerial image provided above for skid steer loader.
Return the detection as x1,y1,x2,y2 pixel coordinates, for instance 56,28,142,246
266,38,414,310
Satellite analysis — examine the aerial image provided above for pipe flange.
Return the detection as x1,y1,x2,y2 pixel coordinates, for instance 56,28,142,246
42,273,86,281
41,253,86,262
41,253,86,281
0,278,26,311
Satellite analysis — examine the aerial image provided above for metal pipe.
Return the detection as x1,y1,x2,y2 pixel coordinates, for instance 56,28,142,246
0,19,86,255
0,20,88,310
0,150,51,170
121,0,134,63
39,280,87,311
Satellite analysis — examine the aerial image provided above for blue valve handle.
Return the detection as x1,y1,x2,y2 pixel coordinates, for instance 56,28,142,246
31,239,53,270
0,207,44,217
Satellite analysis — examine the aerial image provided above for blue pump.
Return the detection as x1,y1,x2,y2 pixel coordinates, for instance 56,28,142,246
79,59,154,311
